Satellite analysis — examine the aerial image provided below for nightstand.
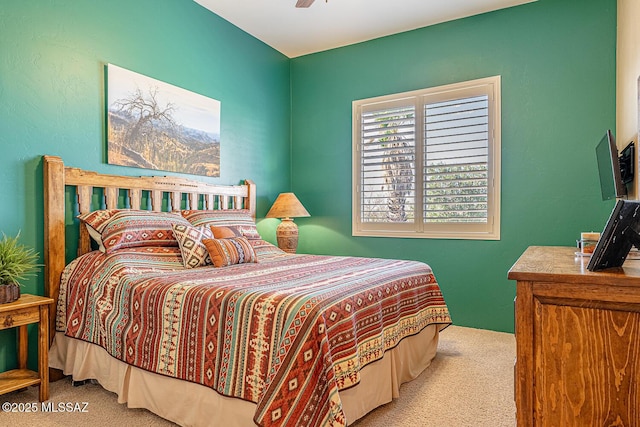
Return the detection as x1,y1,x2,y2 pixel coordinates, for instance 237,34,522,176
0,294,54,401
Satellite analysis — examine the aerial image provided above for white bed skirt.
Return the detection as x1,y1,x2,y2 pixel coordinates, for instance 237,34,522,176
50,325,439,426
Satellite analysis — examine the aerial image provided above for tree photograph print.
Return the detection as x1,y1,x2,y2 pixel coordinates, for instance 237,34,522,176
107,64,221,177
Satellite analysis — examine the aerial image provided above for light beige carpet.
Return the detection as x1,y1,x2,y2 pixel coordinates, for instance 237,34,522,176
2,326,515,426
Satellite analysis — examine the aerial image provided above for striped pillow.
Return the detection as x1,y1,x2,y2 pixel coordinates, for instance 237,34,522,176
78,209,190,253
202,237,258,267
172,224,214,268
181,210,261,240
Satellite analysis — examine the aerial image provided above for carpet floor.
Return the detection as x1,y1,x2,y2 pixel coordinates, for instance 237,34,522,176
2,325,515,426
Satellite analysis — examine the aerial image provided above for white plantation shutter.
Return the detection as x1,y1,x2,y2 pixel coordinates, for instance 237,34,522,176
424,95,489,223
360,102,416,224
353,76,500,240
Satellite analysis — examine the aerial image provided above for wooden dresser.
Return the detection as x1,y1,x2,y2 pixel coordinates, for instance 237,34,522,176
508,246,640,426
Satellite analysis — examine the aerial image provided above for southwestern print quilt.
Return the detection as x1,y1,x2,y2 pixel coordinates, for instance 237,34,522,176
57,240,451,427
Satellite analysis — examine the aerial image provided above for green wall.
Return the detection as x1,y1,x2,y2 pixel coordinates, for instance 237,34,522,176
289,0,617,333
0,0,290,371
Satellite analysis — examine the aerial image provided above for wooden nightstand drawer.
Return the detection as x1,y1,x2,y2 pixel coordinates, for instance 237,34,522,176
0,307,40,330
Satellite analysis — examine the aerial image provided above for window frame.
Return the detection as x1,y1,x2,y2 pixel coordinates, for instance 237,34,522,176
352,76,501,240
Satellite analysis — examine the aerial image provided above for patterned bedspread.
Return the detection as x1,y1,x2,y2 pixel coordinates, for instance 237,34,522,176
57,240,451,427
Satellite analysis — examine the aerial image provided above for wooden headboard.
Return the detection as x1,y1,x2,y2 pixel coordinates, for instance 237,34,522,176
42,155,256,342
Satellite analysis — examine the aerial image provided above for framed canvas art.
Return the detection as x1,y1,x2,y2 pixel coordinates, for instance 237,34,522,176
107,64,221,177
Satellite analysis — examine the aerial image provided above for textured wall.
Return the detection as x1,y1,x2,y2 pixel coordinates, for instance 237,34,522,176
290,0,617,332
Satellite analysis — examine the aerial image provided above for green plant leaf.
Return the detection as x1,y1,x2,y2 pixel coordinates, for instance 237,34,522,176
0,231,41,286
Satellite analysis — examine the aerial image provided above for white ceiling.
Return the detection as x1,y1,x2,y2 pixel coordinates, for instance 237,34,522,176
194,0,536,58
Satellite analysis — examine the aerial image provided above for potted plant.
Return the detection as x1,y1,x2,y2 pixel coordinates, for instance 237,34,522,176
0,231,40,304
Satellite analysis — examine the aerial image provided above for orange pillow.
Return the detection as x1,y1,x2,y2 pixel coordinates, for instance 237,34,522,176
210,225,242,239
202,237,258,268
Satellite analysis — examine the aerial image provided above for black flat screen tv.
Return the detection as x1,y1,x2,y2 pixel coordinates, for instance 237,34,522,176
596,130,627,200
587,200,640,271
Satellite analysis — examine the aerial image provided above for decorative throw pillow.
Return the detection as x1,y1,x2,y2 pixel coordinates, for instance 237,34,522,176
171,224,214,268
181,210,261,240
210,225,243,239
202,237,258,268
78,209,190,253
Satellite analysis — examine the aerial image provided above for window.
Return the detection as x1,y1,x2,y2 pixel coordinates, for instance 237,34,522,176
352,76,501,240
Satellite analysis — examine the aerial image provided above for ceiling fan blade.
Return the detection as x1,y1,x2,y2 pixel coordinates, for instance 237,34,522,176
295,0,315,7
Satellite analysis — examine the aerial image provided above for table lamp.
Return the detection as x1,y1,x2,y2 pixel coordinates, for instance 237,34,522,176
265,193,310,253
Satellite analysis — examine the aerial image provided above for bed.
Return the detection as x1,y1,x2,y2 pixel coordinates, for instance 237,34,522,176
42,155,451,427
